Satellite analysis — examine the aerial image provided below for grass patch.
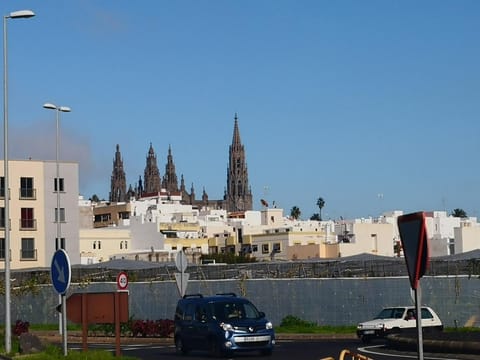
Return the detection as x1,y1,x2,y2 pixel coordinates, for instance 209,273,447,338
275,315,356,334
12,345,138,359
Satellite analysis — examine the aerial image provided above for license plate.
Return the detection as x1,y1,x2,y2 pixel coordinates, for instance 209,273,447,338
236,335,271,342
363,330,375,335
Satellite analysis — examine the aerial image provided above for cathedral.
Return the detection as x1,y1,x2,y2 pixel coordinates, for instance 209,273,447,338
109,114,253,212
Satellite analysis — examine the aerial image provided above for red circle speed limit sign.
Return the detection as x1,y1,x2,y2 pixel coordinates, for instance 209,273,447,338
117,271,128,290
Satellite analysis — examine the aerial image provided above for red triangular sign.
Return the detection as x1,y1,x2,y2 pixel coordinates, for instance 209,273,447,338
397,211,429,289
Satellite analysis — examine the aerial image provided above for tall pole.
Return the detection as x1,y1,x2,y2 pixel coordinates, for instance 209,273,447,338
3,10,35,353
3,14,11,354
43,102,70,356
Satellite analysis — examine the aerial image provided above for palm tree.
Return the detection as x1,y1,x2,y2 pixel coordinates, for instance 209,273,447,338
290,206,301,220
451,208,467,218
310,213,321,221
316,197,325,220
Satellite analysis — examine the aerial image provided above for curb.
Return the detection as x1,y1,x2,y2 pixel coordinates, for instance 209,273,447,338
387,334,480,355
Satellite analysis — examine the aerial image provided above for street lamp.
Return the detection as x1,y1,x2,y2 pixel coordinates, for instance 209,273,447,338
43,102,70,356
43,103,71,250
3,9,35,353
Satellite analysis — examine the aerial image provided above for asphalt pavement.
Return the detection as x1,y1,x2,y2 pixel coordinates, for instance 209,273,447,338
8,330,480,358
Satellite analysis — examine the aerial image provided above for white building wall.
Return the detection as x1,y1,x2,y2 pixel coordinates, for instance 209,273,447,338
338,222,394,257
43,161,80,264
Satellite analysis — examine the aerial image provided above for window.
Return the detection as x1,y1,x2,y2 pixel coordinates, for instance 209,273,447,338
273,243,281,252
252,245,258,252
21,238,36,260
55,208,66,223
0,207,4,228
0,238,4,259
262,244,269,254
56,237,65,250
20,208,35,229
20,177,35,199
0,176,4,198
54,178,65,192
98,241,101,249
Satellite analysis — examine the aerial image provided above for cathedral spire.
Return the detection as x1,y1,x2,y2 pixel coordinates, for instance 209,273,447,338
162,144,178,193
109,144,127,202
143,143,161,194
232,112,242,150
226,114,252,212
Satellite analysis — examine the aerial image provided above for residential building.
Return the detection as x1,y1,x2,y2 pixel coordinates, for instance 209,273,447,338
0,159,79,269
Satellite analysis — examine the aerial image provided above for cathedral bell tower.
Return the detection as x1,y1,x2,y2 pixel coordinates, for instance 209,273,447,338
225,114,253,212
143,143,162,195
109,144,127,202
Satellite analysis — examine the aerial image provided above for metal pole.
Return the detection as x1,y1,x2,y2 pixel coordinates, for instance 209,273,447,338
62,294,67,356
415,286,424,360
56,108,63,339
3,14,12,353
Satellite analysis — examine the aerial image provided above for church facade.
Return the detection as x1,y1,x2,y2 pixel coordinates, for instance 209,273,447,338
109,114,253,212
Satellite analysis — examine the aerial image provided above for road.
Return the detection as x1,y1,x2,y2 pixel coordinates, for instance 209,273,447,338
68,339,477,360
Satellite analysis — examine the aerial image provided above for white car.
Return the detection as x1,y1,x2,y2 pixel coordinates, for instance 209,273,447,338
356,306,443,343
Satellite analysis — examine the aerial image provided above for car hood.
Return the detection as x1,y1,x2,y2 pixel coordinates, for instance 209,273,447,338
358,318,394,327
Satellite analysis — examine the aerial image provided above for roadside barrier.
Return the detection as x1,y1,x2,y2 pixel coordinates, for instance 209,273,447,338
320,349,373,360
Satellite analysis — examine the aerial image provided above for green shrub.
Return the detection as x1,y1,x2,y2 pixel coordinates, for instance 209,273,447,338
280,315,317,328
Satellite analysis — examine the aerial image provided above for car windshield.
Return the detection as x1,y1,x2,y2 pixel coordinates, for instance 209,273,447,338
374,308,405,319
209,300,261,321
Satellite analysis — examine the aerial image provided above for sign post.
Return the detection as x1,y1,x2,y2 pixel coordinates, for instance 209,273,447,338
51,249,71,356
116,271,129,291
175,251,189,297
397,211,429,360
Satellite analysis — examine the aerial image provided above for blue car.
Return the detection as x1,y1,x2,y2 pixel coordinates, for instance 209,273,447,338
174,293,275,357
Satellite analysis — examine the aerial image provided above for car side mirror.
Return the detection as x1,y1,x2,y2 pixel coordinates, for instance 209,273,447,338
258,311,265,318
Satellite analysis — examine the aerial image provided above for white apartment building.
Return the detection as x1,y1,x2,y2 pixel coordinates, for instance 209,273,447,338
79,195,480,265
0,159,80,269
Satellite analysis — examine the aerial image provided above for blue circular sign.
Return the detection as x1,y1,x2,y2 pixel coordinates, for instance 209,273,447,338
51,249,71,294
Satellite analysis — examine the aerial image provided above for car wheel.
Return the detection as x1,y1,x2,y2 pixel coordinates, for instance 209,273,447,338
209,338,224,358
175,336,189,355
361,335,371,344
391,327,401,335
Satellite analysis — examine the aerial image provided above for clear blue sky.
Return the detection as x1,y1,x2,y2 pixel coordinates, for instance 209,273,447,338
2,1,479,220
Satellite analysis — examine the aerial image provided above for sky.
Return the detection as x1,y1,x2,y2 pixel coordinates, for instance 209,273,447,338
1,1,479,220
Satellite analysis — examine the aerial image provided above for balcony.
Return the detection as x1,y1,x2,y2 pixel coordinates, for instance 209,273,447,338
19,188,36,200
20,248,37,261
19,219,37,231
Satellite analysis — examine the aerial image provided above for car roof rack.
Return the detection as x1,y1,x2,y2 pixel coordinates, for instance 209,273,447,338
183,294,203,299
215,292,237,297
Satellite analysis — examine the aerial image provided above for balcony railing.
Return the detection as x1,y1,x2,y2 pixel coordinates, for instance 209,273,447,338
19,219,37,231
19,188,36,200
20,249,37,261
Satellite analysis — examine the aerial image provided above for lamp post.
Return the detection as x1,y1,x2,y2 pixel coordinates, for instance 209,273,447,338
43,102,71,356
3,9,35,353
43,103,71,251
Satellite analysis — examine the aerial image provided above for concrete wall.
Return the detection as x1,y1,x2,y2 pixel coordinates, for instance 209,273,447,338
3,276,479,329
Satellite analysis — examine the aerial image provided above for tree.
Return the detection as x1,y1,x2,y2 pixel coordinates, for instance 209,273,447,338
451,208,467,218
316,197,325,221
310,213,321,221
290,206,301,220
